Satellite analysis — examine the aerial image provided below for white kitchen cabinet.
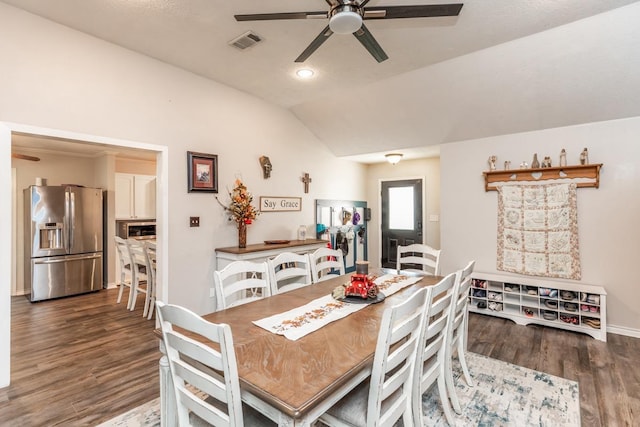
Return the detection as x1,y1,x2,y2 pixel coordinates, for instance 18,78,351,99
115,173,156,219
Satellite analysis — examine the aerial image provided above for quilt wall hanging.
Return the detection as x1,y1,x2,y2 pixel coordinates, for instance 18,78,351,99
496,183,581,280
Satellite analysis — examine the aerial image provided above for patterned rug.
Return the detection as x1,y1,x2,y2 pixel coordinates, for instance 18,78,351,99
97,352,580,426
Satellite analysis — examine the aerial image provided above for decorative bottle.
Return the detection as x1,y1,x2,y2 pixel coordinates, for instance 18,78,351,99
297,225,307,241
531,153,540,168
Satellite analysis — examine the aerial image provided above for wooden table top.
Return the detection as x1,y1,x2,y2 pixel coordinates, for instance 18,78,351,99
200,272,442,419
215,239,327,255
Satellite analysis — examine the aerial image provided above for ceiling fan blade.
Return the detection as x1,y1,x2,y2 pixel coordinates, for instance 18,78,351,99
235,11,327,21
12,153,40,162
363,4,463,20
353,24,388,63
295,25,334,63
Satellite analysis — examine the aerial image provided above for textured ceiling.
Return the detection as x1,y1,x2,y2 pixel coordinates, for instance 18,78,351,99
4,0,640,162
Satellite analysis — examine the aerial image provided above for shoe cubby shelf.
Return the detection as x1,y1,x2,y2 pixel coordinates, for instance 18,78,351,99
469,271,607,342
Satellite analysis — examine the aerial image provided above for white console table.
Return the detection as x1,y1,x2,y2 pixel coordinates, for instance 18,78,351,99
215,239,328,270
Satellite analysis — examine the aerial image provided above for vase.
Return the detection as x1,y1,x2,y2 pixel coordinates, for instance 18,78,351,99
238,222,247,248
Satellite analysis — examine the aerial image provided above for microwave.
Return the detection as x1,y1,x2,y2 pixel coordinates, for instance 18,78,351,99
117,221,156,240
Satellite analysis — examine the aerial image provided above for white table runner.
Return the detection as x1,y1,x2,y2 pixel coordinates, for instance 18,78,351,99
253,274,422,341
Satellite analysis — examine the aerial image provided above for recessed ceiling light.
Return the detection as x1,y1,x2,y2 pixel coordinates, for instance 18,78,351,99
296,69,314,79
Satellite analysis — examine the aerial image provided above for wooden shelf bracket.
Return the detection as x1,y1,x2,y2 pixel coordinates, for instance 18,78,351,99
483,164,602,191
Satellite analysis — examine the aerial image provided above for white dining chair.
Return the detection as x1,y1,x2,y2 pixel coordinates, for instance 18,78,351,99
155,301,274,426
213,260,271,311
412,272,457,426
144,240,157,320
267,252,312,295
396,243,441,276
127,238,152,317
309,247,345,283
318,286,431,427
114,236,134,309
444,260,476,412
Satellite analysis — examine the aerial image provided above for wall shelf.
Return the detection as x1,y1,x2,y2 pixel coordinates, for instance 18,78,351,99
483,163,602,191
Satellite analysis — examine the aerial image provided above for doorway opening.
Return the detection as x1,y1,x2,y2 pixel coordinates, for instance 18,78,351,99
1,121,168,387
380,178,424,268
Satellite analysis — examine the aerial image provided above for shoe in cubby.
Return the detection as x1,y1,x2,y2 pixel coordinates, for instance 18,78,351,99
472,279,488,289
559,313,579,325
488,292,503,301
586,294,600,305
560,290,577,301
543,299,558,309
524,286,538,296
539,287,558,298
582,317,601,329
542,310,557,321
488,302,504,311
522,307,536,318
504,283,519,293
473,289,486,298
563,302,578,312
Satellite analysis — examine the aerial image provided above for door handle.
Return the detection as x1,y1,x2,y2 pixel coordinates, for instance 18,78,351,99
34,254,102,264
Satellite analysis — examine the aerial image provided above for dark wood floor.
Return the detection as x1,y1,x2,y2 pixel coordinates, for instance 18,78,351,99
0,288,159,426
468,312,640,427
1,290,638,426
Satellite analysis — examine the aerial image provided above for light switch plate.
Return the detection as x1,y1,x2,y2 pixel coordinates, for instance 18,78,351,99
190,216,200,227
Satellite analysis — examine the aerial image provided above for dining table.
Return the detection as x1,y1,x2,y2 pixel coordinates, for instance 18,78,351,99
157,270,442,426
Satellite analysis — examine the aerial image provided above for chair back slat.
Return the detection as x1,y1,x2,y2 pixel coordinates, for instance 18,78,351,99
396,243,441,276
213,261,271,311
309,247,345,283
267,252,312,294
157,301,243,427
411,272,457,426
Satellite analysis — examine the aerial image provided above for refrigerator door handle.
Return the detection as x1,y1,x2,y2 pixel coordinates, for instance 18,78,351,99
69,190,75,252
34,254,102,264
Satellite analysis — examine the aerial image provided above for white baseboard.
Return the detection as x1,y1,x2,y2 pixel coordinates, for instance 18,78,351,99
607,324,640,339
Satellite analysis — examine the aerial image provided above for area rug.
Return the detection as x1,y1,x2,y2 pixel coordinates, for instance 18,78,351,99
97,352,580,427
422,352,580,426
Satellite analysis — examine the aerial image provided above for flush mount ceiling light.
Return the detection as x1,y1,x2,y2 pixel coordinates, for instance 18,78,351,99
296,68,315,79
385,153,403,165
328,6,363,34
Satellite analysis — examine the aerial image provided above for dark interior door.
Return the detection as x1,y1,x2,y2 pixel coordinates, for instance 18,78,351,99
381,179,423,268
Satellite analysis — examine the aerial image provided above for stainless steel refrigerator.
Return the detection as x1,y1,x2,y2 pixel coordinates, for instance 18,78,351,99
24,185,103,302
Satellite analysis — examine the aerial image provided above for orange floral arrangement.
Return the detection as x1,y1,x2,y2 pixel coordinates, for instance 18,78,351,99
217,179,259,225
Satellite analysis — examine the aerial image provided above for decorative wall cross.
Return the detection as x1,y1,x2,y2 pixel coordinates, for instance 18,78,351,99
301,172,312,193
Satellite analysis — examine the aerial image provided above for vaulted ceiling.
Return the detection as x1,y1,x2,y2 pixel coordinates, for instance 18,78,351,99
4,0,640,162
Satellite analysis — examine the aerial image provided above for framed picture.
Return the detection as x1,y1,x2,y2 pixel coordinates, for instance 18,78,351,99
187,151,218,193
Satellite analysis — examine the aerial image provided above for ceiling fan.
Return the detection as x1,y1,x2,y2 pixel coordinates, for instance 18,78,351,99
235,1,463,63
12,153,40,162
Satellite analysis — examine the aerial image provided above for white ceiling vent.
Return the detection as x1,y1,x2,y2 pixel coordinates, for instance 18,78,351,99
228,31,263,50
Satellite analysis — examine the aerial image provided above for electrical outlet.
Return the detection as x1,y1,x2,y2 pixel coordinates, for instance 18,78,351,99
190,216,200,227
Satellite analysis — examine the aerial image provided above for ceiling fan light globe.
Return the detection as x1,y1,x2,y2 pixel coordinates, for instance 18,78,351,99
329,11,363,34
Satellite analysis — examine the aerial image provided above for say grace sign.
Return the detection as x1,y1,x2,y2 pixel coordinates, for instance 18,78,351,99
260,196,302,212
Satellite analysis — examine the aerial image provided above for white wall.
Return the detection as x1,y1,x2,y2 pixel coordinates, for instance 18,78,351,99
366,158,441,268
440,117,640,334
0,3,366,387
